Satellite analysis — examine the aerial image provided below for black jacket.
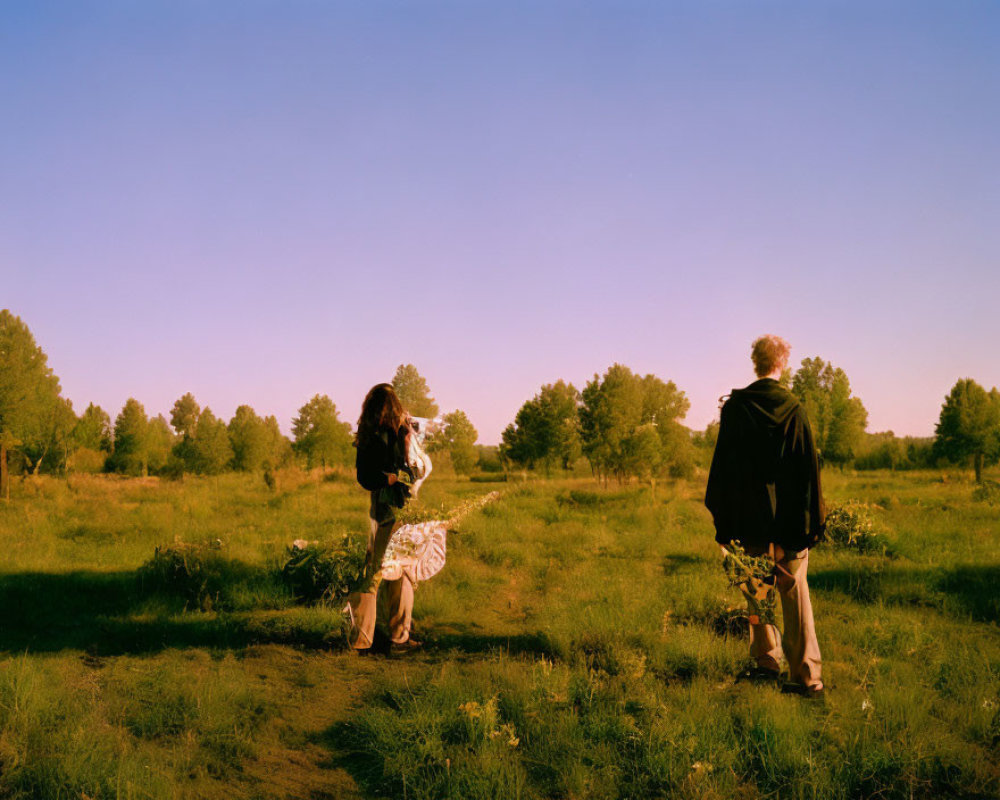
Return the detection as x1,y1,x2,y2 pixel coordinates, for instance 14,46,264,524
355,425,412,508
705,379,825,552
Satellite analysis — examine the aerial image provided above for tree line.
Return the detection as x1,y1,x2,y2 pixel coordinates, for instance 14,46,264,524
500,360,1000,484
0,311,478,483
499,359,875,483
2,309,998,487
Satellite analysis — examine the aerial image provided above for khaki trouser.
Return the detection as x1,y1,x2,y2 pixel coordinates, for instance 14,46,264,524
743,548,822,687
347,499,414,649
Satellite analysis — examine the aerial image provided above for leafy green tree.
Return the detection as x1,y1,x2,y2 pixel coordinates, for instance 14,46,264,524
187,408,233,475
580,364,643,482
45,397,79,473
228,405,269,472
475,444,504,473
623,423,663,482
855,431,905,471
934,379,1000,482
170,393,201,439
392,364,439,418
438,409,478,474
658,419,696,479
74,403,112,452
693,421,720,451
641,374,689,426
579,364,690,483
168,393,204,473
791,357,868,465
146,414,176,473
262,415,293,468
69,402,109,473
501,381,580,474
108,398,150,476
856,432,936,472
0,309,68,474
292,395,352,469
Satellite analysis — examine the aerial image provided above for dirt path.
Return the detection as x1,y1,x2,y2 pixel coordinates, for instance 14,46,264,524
236,646,382,800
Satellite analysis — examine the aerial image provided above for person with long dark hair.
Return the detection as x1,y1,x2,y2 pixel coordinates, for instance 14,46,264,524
348,383,421,654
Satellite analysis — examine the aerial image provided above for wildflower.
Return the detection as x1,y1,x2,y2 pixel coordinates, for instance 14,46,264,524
459,701,482,719
496,722,519,747
721,541,778,626
861,699,872,712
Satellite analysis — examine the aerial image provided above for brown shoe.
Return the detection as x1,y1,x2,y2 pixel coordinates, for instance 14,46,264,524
782,681,825,699
389,638,423,656
738,665,783,684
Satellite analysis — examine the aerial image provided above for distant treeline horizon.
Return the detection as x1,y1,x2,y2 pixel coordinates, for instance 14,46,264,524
1,309,997,484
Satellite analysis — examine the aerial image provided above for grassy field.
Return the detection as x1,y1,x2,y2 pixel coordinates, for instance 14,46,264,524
0,466,997,799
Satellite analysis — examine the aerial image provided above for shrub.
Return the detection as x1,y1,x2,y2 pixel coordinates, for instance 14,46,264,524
972,480,1000,506
66,447,106,474
555,488,638,507
137,542,282,611
824,502,888,555
280,535,367,605
470,473,508,483
139,541,229,610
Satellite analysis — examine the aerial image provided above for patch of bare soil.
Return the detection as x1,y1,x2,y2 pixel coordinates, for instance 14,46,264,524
237,645,381,800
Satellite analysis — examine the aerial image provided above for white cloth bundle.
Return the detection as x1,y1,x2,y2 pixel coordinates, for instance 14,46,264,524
406,416,441,497
379,415,447,583
381,519,447,584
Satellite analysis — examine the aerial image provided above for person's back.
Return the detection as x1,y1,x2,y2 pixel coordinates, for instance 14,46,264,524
706,377,824,555
705,335,825,697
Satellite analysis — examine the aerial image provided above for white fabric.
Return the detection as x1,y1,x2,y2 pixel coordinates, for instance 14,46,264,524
406,416,440,497
381,520,448,584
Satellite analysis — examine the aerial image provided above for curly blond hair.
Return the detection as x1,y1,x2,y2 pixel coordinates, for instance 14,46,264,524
751,335,791,378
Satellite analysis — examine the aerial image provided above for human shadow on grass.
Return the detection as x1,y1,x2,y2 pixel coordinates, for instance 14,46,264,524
315,720,398,800
418,621,559,660
0,570,563,659
810,563,1000,623
0,569,344,656
661,552,710,575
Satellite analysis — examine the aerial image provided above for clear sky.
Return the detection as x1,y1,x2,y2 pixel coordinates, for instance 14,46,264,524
2,1,998,443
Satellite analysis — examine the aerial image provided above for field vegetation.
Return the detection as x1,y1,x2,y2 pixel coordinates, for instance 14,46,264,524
0,465,997,799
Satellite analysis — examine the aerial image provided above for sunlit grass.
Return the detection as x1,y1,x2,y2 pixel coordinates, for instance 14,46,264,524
0,467,997,798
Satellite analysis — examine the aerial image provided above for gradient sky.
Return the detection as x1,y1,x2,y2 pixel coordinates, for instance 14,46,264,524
2,1,998,443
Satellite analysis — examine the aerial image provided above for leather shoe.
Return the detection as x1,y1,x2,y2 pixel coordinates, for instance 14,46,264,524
389,638,423,656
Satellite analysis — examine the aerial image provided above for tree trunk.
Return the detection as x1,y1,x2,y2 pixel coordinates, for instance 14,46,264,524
974,451,984,483
1,445,8,501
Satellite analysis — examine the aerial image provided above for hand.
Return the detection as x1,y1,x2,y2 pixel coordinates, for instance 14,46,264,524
386,472,397,486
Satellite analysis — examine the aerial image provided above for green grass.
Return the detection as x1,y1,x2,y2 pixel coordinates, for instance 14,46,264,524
0,467,998,798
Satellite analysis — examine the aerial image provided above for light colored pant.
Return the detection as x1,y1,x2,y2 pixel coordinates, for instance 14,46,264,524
745,549,822,687
348,511,414,649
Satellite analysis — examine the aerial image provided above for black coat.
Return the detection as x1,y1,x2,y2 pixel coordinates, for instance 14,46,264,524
355,425,413,510
705,379,825,552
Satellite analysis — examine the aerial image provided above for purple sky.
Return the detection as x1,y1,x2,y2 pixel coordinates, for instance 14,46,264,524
2,2,998,443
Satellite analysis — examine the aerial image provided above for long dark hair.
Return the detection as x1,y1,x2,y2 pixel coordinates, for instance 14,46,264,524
355,383,408,448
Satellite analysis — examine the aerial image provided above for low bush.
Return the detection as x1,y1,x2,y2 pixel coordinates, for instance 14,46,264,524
280,535,367,605
137,542,286,611
555,488,639,507
825,502,889,555
971,479,1000,506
